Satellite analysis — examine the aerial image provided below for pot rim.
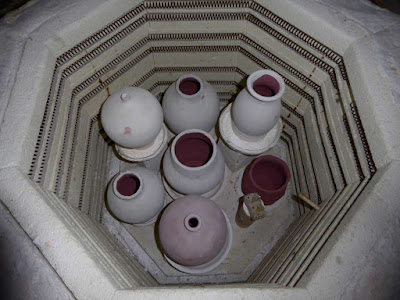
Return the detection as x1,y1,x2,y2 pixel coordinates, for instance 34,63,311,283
112,170,144,200
175,74,205,99
171,129,217,171
247,69,285,102
184,214,202,232
247,155,290,193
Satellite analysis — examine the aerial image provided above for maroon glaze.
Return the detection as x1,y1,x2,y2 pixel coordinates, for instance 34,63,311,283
242,155,290,205
179,77,201,95
174,133,213,167
253,74,280,97
116,174,140,197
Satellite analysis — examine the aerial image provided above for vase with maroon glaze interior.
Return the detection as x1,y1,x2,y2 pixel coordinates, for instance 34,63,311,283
107,167,166,226
162,74,219,134
242,155,290,206
232,70,285,137
158,195,232,274
162,129,226,199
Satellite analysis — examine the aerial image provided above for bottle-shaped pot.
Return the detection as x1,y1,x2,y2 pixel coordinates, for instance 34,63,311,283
232,70,285,137
162,74,219,134
159,195,232,273
162,129,225,199
107,167,166,225
241,155,290,205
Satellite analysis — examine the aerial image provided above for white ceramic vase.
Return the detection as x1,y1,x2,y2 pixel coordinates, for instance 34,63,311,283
162,129,226,199
107,167,166,225
101,87,166,170
101,87,163,148
162,74,220,134
232,70,285,137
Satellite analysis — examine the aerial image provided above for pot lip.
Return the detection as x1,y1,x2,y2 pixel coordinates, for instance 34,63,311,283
171,129,217,171
184,214,202,232
247,69,285,102
112,169,144,200
175,74,205,99
247,155,290,193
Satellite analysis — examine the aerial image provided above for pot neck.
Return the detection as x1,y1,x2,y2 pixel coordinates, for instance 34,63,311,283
184,214,202,232
175,74,205,100
170,130,216,175
247,70,285,102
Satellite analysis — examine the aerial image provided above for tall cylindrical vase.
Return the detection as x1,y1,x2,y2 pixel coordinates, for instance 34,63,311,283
162,129,226,199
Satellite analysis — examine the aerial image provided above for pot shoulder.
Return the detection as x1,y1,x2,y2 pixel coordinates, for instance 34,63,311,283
232,89,281,136
162,82,220,133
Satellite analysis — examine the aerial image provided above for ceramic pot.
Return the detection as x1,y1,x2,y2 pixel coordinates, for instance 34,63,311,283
162,129,226,198
107,167,165,225
241,155,290,205
162,74,219,134
101,87,163,148
232,70,285,137
159,195,231,269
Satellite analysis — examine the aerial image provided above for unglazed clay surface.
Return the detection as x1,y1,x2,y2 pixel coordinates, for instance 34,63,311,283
218,103,283,172
163,74,220,134
107,167,165,225
159,195,228,267
232,70,285,137
101,87,163,148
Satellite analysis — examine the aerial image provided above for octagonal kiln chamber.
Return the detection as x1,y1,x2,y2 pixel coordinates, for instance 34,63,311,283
0,0,399,299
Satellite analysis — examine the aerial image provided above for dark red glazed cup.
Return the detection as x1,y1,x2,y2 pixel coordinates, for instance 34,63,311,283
241,155,290,205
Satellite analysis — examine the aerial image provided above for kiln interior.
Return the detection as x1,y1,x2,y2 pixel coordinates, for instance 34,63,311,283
2,0,386,294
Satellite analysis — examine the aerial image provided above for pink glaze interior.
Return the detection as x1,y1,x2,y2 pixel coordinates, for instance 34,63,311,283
179,77,201,95
175,133,213,167
252,159,286,190
116,174,140,196
252,74,280,97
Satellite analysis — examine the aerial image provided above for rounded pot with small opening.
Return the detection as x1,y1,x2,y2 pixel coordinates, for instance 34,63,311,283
232,70,285,137
158,195,232,273
162,74,220,134
162,129,226,198
107,167,166,225
101,87,163,149
241,155,290,205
